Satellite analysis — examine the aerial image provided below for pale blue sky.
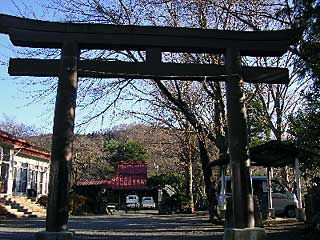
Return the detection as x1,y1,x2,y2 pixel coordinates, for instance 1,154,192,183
0,0,141,134
0,0,55,133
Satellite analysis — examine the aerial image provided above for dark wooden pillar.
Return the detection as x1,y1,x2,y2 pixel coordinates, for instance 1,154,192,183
225,48,255,228
46,41,79,232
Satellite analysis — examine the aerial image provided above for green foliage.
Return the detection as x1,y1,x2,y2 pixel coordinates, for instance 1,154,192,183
289,83,320,149
147,173,185,190
290,0,320,81
122,140,149,162
247,97,269,146
148,173,189,213
104,139,149,165
246,89,271,146
289,83,320,180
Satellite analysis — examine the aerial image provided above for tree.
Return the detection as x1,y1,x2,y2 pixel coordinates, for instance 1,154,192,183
0,115,40,137
147,173,187,213
71,134,110,184
29,133,111,184
104,139,149,165
288,81,320,182
110,125,184,175
147,173,185,190
290,0,320,81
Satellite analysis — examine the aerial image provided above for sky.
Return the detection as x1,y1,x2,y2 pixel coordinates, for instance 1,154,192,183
0,0,141,134
0,0,55,133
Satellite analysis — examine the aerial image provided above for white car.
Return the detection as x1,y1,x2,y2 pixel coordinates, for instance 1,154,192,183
218,176,298,217
141,196,155,209
126,195,140,208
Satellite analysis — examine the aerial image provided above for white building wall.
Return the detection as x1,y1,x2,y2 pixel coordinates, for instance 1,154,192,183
6,154,50,197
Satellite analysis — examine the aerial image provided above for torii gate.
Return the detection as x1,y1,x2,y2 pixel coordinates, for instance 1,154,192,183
0,14,298,240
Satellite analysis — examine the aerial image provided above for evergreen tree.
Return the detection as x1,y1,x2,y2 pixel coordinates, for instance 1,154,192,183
291,0,320,81
104,139,149,165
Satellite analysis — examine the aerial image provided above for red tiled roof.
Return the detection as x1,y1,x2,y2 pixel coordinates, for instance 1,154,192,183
0,130,50,161
76,179,111,186
109,176,147,190
118,162,147,177
76,162,148,190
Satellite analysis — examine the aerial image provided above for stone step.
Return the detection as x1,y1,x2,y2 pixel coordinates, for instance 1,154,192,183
10,196,44,206
10,206,44,218
1,204,25,218
29,209,46,215
1,196,47,218
15,199,46,210
29,206,46,212
10,197,33,205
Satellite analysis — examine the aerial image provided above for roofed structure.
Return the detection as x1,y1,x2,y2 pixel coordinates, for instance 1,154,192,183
77,162,148,190
0,130,51,197
209,140,316,168
0,130,50,161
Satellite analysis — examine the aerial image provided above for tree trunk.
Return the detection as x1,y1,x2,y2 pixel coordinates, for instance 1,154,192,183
198,135,217,222
185,139,195,213
181,124,195,214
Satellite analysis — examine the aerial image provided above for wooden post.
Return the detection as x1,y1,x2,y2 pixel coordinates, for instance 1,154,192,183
267,167,273,209
46,41,79,232
267,166,275,218
220,166,226,210
295,158,302,209
224,48,255,228
294,157,306,221
146,48,162,64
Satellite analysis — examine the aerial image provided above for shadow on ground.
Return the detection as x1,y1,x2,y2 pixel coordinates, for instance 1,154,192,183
0,214,305,240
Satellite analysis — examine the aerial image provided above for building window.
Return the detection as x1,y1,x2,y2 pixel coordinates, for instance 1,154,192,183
16,165,28,194
39,172,44,194
1,163,9,193
0,146,3,161
12,167,17,193
21,168,28,193
16,168,22,192
31,170,37,191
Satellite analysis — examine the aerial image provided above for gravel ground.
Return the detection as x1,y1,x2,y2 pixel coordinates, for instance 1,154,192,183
0,213,305,240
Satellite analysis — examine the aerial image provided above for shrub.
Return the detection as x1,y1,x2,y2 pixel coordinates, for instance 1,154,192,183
0,204,16,219
37,195,48,207
37,193,89,215
69,193,88,215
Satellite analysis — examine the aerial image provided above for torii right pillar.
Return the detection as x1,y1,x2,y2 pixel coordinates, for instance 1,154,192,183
223,48,267,240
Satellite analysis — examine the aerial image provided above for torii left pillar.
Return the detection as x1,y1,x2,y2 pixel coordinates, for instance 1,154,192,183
36,41,79,240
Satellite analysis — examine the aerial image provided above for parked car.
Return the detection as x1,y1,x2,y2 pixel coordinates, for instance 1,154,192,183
126,195,140,208
218,176,298,217
141,197,155,209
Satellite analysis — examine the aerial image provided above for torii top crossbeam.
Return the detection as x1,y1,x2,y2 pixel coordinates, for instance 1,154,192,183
0,14,299,84
0,14,298,56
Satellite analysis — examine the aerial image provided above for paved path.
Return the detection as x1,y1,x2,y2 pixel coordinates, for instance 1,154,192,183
0,213,305,240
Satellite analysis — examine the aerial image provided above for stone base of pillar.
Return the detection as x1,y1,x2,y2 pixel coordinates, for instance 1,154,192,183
35,231,75,240
268,208,275,218
295,208,306,222
223,227,267,240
